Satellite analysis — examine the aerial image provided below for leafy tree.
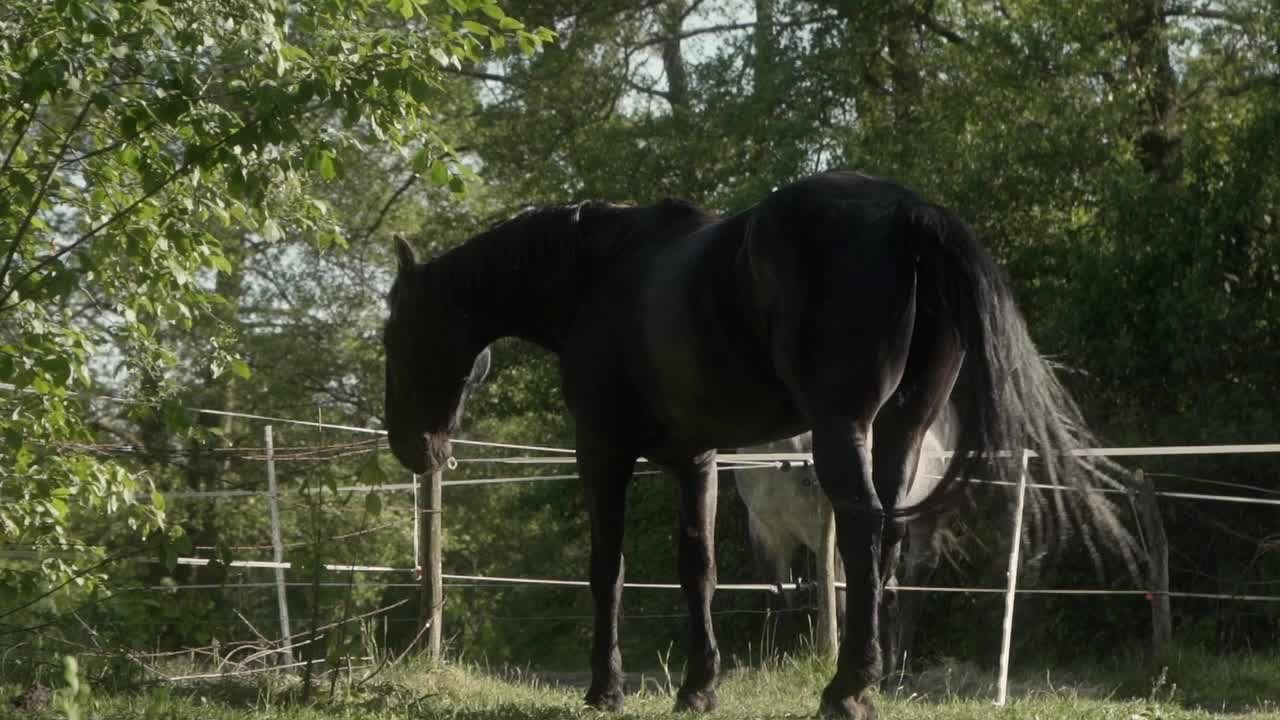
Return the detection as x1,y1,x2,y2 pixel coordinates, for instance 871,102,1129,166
0,0,553,651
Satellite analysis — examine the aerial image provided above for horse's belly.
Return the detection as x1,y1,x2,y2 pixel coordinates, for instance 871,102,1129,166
640,315,803,448
667,373,803,448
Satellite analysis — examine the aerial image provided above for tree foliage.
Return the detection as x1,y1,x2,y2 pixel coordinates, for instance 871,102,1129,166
0,0,553,637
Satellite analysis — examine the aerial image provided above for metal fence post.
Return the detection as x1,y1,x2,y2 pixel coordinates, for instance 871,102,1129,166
995,449,1031,706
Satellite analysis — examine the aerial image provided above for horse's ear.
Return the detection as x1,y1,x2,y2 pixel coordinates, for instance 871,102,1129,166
468,347,492,386
395,236,416,272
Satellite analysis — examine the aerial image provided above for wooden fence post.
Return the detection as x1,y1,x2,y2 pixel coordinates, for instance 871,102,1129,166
816,506,839,659
265,425,294,665
417,467,444,661
1136,469,1172,656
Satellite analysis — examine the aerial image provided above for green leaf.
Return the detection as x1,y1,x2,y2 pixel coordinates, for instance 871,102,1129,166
407,73,432,102
208,254,232,273
229,359,252,379
462,20,490,35
261,218,282,242
498,16,523,31
430,159,449,186
365,491,383,517
360,455,387,486
62,656,79,688
41,356,72,386
319,151,337,180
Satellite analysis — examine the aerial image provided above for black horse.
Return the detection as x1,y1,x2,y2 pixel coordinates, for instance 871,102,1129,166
382,171,1133,719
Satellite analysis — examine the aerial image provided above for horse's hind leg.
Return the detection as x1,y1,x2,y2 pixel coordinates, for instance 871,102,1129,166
672,453,721,713
792,250,917,719
580,443,637,711
872,308,963,682
810,418,883,720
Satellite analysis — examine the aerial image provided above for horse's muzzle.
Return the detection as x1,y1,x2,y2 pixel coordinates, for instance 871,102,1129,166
389,430,430,474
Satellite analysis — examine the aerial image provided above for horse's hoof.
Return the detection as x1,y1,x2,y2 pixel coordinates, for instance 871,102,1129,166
584,686,626,712
673,688,720,713
818,688,876,720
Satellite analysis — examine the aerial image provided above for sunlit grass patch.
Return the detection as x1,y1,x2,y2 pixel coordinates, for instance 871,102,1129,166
4,648,1280,720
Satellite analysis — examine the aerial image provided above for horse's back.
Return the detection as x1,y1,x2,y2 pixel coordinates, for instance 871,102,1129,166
567,172,930,455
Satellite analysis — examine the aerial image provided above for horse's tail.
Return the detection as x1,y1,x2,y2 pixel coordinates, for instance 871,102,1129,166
898,203,1138,574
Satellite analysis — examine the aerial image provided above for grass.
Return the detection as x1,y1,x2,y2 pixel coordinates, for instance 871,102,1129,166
3,648,1280,720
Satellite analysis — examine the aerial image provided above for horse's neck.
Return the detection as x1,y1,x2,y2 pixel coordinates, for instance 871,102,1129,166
444,201,714,354
439,206,617,354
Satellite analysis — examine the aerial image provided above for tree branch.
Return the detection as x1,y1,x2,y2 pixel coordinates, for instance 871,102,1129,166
916,10,969,45
679,0,710,23
1218,74,1280,98
454,68,519,85
624,77,672,99
1164,3,1255,25
0,109,278,311
360,173,417,243
0,107,34,176
634,13,838,49
0,548,147,629
0,101,94,300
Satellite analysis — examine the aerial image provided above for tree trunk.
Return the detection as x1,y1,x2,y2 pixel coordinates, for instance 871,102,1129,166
1126,0,1181,182
825,0,925,169
885,0,923,135
659,0,691,112
753,0,778,104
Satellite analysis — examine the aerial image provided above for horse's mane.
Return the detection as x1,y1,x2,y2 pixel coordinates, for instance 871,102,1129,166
435,199,714,294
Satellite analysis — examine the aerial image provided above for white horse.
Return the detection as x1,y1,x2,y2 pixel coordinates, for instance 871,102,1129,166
732,403,960,676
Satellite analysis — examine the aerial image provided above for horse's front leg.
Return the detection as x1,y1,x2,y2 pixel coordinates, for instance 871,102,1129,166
673,452,721,712
580,445,636,711
812,419,882,720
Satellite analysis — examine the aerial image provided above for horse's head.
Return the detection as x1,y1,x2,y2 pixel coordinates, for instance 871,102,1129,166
383,237,491,474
